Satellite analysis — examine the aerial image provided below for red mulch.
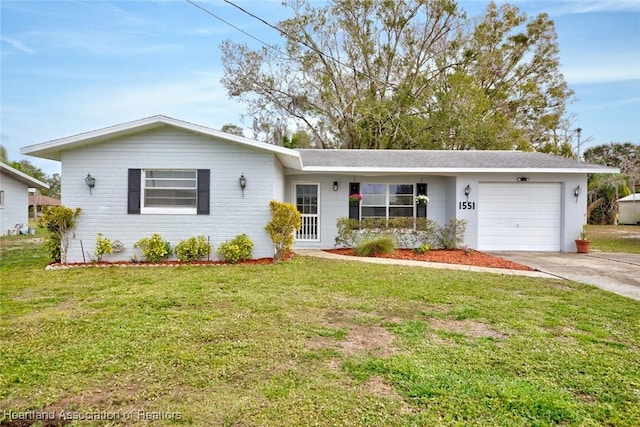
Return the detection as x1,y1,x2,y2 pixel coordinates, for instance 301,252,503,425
46,258,274,269
325,248,533,271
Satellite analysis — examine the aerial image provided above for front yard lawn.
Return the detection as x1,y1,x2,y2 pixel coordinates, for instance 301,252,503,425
589,224,640,254
1,238,639,426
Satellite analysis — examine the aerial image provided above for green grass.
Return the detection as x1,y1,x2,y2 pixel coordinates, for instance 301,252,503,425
1,238,639,426
589,225,640,253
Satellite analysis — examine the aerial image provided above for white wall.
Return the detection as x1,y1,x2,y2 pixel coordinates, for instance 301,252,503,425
0,174,29,235
288,172,588,252
287,174,449,249
61,126,285,262
454,173,587,252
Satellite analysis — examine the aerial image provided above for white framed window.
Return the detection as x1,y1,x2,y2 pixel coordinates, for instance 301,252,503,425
0,190,4,208
141,169,198,214
361,183,414,219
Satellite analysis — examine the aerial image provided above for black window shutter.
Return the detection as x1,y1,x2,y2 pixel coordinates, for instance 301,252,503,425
197,169,210,215
416,183,427,218
349,182,360,221
128,169,141,214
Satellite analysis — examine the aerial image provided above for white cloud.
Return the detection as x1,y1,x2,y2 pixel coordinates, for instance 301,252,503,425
25,30,179,55
0,35,36,54
56,72,248,131
562,52,640,84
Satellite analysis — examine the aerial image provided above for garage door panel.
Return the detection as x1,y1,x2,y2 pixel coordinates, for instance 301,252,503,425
478,183,561,251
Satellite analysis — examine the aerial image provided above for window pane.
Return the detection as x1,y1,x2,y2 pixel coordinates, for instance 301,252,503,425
362,184,385,194
390,184,413,195
362,195,386,205
390,195,413,206
362,207,387,218
143,170,197,209
145,179,196,188
389,207,414,217
146,170,196,179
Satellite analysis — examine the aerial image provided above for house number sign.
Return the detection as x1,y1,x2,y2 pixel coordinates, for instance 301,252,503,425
459,201,476,210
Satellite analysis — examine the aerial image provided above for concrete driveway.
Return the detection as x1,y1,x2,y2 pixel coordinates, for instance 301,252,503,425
491,251,640,301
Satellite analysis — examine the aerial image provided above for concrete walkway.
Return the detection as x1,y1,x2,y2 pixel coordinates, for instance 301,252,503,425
295,249,556,279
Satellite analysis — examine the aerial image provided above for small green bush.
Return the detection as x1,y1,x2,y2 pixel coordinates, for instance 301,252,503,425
38,206,82,263
134,233,172,263
94,233,113,262
437,219,467,250
354,236,395,257
217,234,254,264
175,236,211,262
412,243,431,254
265,200,301,261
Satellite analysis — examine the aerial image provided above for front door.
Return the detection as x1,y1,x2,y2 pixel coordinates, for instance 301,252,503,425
295,183,319,241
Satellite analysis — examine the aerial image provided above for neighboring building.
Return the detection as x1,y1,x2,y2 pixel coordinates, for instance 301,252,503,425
1,162,49,235
21,116,618,262
29,193,61,219
617,194,640,225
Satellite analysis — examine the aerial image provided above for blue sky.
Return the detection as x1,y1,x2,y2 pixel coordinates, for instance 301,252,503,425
2,0,639,175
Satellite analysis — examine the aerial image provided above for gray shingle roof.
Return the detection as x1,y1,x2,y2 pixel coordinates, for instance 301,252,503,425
296,149,616,172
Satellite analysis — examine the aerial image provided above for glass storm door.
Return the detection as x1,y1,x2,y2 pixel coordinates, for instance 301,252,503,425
295,184,319,241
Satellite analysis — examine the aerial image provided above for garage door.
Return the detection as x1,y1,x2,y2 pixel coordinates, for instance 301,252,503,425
478,183,561,251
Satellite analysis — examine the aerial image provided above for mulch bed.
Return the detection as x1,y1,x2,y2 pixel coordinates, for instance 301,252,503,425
325,248,534,271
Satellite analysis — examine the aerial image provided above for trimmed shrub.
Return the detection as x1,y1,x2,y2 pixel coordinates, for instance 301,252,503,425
437,219,467,250
94,233,113,262
335,217,439,249
354,236,395,257
217,234,253,264
38,206,82,263
265,200,301,261
134,233,172,263
175,236,211,262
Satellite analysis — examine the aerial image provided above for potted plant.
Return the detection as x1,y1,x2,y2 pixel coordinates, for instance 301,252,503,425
349,193,363,203
575,224,591,253
415,194,429,205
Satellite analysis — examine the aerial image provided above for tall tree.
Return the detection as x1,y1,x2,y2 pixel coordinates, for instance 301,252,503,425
220,0,572,150
0,145,8,163
221,123,245,137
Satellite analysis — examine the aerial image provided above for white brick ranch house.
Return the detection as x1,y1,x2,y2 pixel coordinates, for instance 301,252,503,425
1,162,49,236
21,115,618,262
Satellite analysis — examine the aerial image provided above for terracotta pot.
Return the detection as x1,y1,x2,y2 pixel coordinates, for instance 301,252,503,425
575,239,591,254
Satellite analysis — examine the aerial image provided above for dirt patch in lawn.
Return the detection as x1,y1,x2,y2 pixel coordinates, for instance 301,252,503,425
429,318,506,339
325,248,533,271
310,310,400,357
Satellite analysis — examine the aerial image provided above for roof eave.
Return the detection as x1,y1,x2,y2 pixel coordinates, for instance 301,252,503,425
300,166,620,174
0,163,49,189
20,115,303,165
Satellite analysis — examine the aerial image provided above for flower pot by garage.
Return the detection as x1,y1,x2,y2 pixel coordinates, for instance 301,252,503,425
575,239,591,254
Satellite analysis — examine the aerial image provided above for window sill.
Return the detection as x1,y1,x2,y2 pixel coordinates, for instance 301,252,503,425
140,207,197,215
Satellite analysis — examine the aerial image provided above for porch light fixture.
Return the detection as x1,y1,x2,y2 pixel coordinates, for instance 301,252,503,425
333,181,339,191
84,173,96,195
239,174,247,197
464,184,471,201
574,185,581,202
517,177,529,182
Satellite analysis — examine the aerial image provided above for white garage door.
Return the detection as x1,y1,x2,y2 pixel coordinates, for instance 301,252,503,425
478,183,561,251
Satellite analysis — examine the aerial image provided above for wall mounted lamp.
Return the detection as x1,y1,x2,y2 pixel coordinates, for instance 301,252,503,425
464,184,471,201
333,181,339,191
239,174,247,197
517,177,529,182
85,173,96,195
573,185,581,202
